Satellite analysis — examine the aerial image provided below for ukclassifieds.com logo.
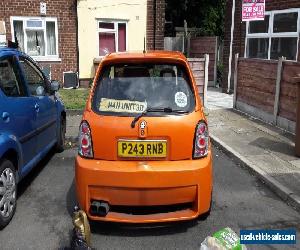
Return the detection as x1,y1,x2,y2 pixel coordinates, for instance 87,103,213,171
240,229,296,245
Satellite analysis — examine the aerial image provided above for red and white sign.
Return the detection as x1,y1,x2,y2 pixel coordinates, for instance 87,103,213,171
242,0,265,21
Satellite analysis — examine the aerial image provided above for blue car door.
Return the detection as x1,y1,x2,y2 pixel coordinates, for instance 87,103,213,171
18,57,57,152
0,55,37,167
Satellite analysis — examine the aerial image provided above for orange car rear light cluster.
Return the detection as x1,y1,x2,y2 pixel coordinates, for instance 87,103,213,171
79,121,94,158
193,121,209,158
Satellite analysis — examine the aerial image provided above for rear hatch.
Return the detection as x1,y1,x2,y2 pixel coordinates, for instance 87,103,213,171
88,62,200,161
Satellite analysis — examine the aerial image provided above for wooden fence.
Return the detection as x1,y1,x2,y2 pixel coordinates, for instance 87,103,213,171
164,37,184,53
233,54,300,133
188,55,209,107
189,37,218,86
164,36,218,87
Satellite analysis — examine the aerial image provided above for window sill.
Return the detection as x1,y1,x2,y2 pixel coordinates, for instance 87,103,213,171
32,57,62,62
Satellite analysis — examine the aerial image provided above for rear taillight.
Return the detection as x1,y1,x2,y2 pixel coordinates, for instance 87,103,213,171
193,121,209,158
78,121,94,158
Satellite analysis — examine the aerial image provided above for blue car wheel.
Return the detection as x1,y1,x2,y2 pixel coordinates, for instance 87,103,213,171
0,159,17,229
56,116,66,152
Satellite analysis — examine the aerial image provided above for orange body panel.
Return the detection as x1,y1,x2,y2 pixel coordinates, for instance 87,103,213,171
75,154,212,223
86,111,203,161
75,51,213,223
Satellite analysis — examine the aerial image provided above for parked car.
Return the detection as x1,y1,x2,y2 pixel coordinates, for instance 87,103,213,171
75,51,212,223
0,47,66,228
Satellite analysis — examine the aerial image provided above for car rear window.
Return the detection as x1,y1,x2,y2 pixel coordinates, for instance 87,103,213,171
92,63,195,116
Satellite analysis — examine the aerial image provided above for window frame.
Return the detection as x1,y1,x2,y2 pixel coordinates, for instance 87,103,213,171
10,16,60,62
97,19,128,57
245,8,300,61
0,55,27,97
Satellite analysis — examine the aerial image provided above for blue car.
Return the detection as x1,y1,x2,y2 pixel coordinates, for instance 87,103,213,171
0,47,66,228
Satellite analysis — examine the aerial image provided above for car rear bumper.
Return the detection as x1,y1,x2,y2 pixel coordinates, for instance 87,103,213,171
75,153,212,223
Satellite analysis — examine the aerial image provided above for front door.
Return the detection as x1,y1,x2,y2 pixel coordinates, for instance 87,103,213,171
18,57,57,153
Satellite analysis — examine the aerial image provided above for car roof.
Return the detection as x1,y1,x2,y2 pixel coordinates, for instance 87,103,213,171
102,51,187,63
0,47,28,58
0,47,19,56
0,47,38,67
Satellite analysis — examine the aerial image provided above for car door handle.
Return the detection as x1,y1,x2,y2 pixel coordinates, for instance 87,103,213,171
2,112,10,123
34,103,40,112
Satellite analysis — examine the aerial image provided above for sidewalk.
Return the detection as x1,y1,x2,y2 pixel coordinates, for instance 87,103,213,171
206,87,233,110
66,112,81,142
207,88,300,212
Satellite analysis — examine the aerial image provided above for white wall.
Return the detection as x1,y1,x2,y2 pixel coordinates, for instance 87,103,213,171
78,0,147,79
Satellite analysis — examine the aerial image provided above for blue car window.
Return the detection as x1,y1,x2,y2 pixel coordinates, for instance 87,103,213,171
0,57,26,97
19,58,47,96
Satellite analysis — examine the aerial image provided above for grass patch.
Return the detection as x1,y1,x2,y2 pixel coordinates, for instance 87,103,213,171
58,88,90,110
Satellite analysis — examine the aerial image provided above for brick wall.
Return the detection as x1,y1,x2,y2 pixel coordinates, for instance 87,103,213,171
146,0,165,50
223,0,300,92
0,0,78,84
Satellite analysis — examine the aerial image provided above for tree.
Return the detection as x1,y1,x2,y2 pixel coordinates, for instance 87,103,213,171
165,0,226,37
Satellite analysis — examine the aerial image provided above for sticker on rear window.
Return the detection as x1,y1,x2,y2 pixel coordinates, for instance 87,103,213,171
99,98,147,113
174,92,187,107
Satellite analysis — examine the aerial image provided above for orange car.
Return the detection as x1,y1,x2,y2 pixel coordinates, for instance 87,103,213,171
75,51,212,223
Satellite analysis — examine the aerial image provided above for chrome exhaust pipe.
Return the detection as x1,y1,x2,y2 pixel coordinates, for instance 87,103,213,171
90,201,100,215
98,202,109,216
90,201,110,217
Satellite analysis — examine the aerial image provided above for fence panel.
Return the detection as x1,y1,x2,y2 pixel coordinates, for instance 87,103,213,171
164,37,184,52
189,37,217,85
236,58,277,114
188,56,209,106
279,62,300,122
235,56,300,133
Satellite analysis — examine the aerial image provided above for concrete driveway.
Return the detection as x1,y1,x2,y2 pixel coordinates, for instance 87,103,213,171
0,147,299,249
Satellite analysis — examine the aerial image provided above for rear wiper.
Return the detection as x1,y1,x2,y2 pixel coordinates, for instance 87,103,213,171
131,107,187,128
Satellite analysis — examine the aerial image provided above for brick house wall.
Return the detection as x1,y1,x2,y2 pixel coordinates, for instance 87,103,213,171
0,0,78,84
223,0,300,92
146,0,165,50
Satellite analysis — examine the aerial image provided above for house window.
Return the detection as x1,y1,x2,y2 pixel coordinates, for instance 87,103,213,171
245,9,299,60
11,17,58,60
98,21,127,56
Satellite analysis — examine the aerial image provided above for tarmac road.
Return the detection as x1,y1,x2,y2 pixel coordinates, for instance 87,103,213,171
0,146,299,250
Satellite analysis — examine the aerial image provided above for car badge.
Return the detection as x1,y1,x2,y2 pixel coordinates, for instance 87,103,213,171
138,120,147,138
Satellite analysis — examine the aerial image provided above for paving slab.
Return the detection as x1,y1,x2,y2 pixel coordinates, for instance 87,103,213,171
206,87,233,110
245,154,299,175
208,108,300,212
66,114,82,139
289,159,300,168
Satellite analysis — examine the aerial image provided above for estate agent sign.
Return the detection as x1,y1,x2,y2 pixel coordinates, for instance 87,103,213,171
242,0,265,21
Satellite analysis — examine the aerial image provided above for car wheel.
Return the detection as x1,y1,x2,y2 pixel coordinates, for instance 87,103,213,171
56,116,66,152
0,159,17,229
